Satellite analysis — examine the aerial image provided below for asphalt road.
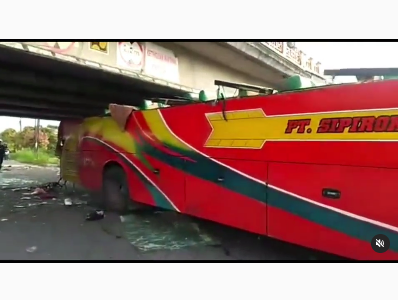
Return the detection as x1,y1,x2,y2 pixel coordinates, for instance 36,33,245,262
0,161,343,260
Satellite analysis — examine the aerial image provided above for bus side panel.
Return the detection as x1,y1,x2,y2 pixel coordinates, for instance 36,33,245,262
81,138,157,208
139,154,186,212
185,159,268,235
267,162,398,260
78,137,98,190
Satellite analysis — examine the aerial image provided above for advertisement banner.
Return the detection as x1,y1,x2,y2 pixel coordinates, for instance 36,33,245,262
89,42,109,54
143,42,179,83
116,42,144,71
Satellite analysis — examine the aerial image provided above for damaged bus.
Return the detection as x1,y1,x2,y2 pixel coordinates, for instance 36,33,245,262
58,71,398,260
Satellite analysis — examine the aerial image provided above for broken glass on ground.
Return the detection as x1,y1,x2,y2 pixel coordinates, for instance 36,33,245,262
0,165,221,254
0,166,93,232
2,182,88,212
120,211,219,252
1,178,38,190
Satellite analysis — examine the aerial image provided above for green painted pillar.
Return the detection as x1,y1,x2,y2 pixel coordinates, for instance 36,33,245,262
199,90,208,102
139,100,151,110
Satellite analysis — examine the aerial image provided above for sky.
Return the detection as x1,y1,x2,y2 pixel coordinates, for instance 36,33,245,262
296,42,398,69
0,42,395,133
0,117,59,133
296,42,398,83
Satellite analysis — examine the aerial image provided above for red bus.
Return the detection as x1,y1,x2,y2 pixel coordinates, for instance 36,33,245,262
59,72,398,260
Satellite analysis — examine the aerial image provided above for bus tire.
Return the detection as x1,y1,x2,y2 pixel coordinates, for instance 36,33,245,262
102,166,131,214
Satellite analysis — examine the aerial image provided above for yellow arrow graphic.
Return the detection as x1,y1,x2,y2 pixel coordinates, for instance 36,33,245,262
204,108,398,149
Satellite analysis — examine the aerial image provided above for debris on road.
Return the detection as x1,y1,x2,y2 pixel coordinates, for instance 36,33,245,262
0,176,80,211
64,198,73,206
40,181,64,190
32,188,46,195
86,210,105,221
5,165,31,170
11,187,31,192
39,194,57,200
26,246,37,253
73,199,88,205
3,180,70,205
2,178,89,212
1,218,7,221
6,181,62,193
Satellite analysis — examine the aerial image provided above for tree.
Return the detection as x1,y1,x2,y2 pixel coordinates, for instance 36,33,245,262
14,126,49,150
0,128,17,150
42,126,57,152
1,128,17,142
0,126,58,152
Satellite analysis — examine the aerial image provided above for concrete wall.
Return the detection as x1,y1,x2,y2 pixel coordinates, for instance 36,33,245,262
23,42,270,98
157,42,268,97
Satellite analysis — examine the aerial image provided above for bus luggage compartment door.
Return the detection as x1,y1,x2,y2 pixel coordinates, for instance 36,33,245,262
267,162,398,260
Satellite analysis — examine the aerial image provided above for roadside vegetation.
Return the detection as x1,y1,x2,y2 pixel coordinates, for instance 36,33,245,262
1,125,60,166
11,149,59,166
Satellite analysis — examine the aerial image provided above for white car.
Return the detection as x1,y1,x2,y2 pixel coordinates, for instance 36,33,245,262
4,149,9,160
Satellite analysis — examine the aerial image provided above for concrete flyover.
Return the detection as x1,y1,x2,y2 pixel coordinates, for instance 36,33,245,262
0,41,325,119
0,42,193,120
172,41,326,92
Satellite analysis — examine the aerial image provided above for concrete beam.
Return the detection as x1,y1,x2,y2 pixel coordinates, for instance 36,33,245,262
224,42,312,78
0,84,107,107
0,66,142,105
0,109,83,121
226,43,328,85
173,42,312,89
174,42,327,89
0,98,103,115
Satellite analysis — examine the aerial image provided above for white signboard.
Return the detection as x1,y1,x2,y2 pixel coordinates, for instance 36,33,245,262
116,42,144,71
143,42,179,83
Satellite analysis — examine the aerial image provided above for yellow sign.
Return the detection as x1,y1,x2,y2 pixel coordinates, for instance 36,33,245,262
204,108,398,149
89,42,109,54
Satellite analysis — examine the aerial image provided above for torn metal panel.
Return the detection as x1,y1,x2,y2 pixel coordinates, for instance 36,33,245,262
108,104,135,131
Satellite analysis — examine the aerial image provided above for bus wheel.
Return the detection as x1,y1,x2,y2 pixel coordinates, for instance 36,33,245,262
102,166,130,214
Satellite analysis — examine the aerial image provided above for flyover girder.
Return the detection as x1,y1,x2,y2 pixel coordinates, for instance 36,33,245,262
0,44,190,120
0,108,86,121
